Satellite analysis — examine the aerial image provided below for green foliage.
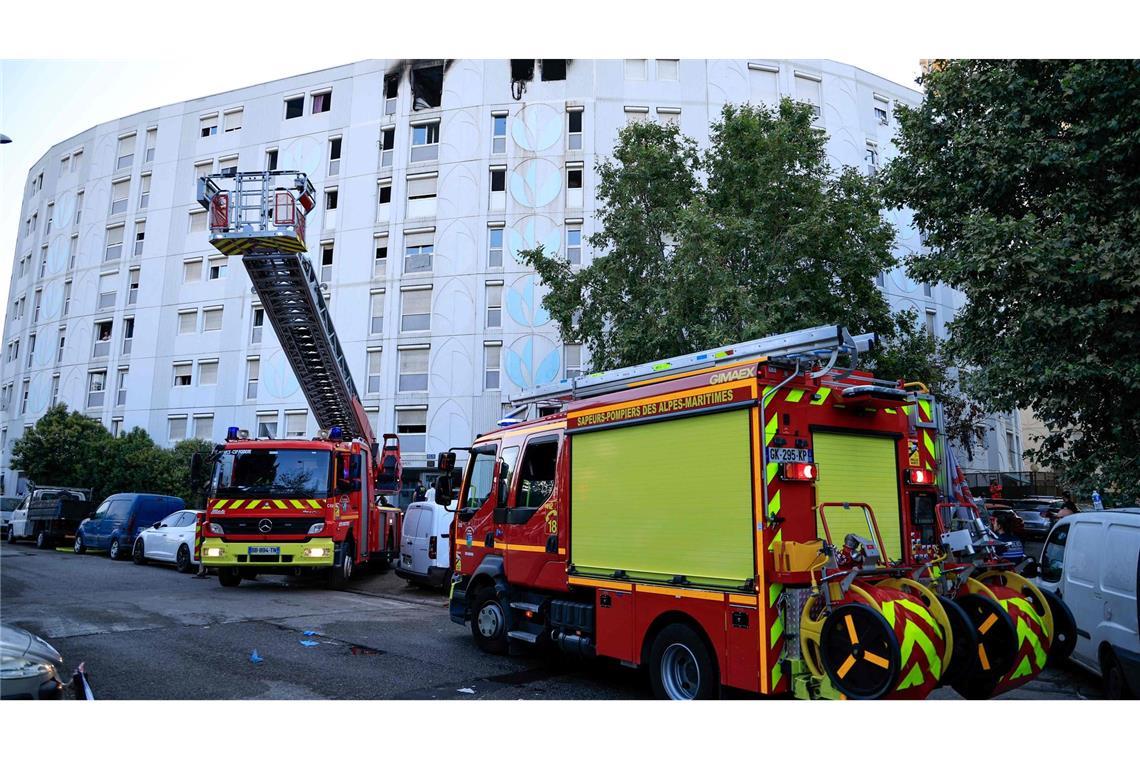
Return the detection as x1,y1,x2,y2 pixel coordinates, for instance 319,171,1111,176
884,60,1140,492
519,101,899,372
10,404,214,504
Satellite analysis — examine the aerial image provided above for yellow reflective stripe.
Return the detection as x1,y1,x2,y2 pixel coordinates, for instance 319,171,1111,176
769,582,783,609
636,585,724,602
768,490,781,516
922,430,935,458
897,663,923,690
785,388,805,403
771,661,782,686
884,408,897,415
764,413,778,446
1010,654,1033,679
728,594,758,606
897,598,943,640
900,619,942,680
766,461,778,486
810,387,831,405
918,399,932,420
881,600,897,627
214,499,229,510
567,577,632,591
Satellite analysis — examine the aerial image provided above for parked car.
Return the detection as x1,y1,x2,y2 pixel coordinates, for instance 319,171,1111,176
74,493,186,561
132,509,204,573
0,496,21,539
1009,506,1053,539
6,487,93,549
1034,509,1140,699
0,623,90,700
395,501,452,588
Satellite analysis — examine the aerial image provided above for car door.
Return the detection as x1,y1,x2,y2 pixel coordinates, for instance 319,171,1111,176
172,511,198,560
401,506,423,572
86,499,114,548
1100,521,1140,656
1063,520,1104,671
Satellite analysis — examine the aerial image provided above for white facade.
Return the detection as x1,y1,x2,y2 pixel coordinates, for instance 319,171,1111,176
1,59,1019,495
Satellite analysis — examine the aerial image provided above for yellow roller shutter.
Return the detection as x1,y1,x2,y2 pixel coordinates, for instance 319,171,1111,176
812,431,902,559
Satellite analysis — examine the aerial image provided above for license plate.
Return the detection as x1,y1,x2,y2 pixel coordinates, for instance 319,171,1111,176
767,447,813,463
248,546,280,555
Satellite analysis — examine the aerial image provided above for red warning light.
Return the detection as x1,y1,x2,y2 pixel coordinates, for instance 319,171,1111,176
781,462,818,482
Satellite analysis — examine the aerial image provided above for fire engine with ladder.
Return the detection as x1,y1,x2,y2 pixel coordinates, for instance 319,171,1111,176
436,325,1076,699
192,170,403,588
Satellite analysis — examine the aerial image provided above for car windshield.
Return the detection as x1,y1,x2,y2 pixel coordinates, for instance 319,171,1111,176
213,449,332,498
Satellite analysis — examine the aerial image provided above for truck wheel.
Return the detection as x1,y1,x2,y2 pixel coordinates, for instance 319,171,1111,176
327,542,354,589
218,568,242,588
1103,649,1134,700
471,585,510,654
73,534,86,554
35,530,53,550
648,623,719,700
132,539,148,565
176,545,192,574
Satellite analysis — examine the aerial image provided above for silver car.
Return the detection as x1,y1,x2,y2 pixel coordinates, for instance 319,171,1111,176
0,624,91,700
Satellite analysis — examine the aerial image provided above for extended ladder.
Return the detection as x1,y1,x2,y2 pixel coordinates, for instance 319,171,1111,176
509,324,877,408
198,171,373,442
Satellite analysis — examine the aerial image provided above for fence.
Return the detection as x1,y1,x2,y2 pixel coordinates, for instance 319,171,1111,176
965,471,1062,499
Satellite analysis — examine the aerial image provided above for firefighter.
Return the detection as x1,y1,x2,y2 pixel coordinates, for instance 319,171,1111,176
988,478,1004,499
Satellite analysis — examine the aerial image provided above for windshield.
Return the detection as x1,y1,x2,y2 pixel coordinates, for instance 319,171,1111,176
212,449,332,498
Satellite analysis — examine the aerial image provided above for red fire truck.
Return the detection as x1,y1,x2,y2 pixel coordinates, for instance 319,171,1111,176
438,325,1072,699
192,171,402,588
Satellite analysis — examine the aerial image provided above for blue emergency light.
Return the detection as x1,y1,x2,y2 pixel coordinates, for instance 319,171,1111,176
329,426,343,441
226,426,240,440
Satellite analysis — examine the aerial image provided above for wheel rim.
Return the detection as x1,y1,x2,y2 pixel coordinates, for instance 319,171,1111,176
477,601,504,638
178,546,189,568
74,536,82,552
134,541,143,560
343,552,353,580
110,540,119,559
661,643,701,700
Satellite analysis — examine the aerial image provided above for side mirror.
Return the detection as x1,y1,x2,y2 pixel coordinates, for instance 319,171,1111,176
438,451,456,472
434,474,452,507
153,522,162,529
190,452,203,483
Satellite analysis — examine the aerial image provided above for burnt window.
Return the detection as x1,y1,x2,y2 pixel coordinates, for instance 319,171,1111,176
511,59,535,81
412,63,443,110
384,74,399,114
540,59,566,81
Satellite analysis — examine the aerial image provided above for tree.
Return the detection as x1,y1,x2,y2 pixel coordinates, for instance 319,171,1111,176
883,60,1140,492
520,101,898,371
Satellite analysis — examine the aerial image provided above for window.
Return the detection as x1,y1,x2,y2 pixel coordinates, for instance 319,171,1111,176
189,211,207,233
57,327,67,362
265,148,278,171
624,59,647,80
199,113,218,137
144,128,157,162
566,225,582,265
71,149,83,173
374,234,388,276
193,414,214,440
874,106,889,124
1040,524,1069,583
403,229,435,274
38,247,47,278
45,203,53,234
366,349,383,394
923,282,933,298
194,160,213,186
87,371,106,407
67,236,77,271
50,375,60,407
657,107,681,127
924,309,937,336
488,227,504,268
407,174,437,218
246,357,259,399
410,122,440,162
411,63,443,110
183,258,203,282
396,408,427,452
198,359,219,385
320,243,334,282
168,416,188,443
98,273,116,309
515,437,558,509
491,113,507,154
865,143,879,175
116,134,135,171
370,290,385,334
74,192,83,224
256,412,278,439
624,106,649,124
202,307,224,332
748,62,780,103
875,271,885,288
116,367,128,406
377,180,392,221
311,90,332,114
284,411,306,439
566,164,583,208
61,154,70,174
384,74,399,115
138,173,151,210
324,188,339,227
127,268,140,305
398,347,429,392
567,108,583,150
794,72,823,118
656,59,679,81
122,317,134,355
246,306,263,343
20,380,29,414
103,225,124,262
32,289,42,322
208,256,227,280
564,343,582,379
511,59,535,82
178,309,197,335
540,59,566,81
5,341,17,364
26,333,35,368
284,95,304,119
328,136,342,175
63,280,72,316
486,284,502,328
380,127,395,168
110,179,130,215
217,155,238,175
173,362,193,387
133,222,145,257
223,108,243,133
484,343,501,390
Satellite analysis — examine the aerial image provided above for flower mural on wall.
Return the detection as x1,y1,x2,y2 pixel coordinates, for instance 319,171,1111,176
509,159,562,209
510,103,563,152
505,276,551,328
504,336,561,390
507,215,561,264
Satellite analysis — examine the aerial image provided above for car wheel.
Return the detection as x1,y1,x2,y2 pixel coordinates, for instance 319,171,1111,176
1104,650,1134,700
470,585,510,654
109,537,124,561
132,538,148,565
648,623,719,700
35,530,52,550
218,568,241,588
176,545,192,574
6,527,14,543
73,534,86,554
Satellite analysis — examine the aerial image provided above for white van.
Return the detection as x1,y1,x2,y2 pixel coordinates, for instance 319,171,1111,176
396,501,452,588
1035,508,1140,698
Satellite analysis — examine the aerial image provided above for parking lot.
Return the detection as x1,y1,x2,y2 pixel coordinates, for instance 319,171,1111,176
0,541,1102,700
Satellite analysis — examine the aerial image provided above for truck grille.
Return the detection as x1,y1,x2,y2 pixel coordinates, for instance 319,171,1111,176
214,517,322,536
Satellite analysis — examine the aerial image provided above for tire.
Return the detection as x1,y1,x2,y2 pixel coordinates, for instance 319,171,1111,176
132,539,148,565
470,585,510,654
73,534,86,554
648,623,719,700
218,568,241,588
35,530,52,550
175,544,192,574
109,537,127,561
1103,649,1134,700
6,527,14,543
327,541,354,589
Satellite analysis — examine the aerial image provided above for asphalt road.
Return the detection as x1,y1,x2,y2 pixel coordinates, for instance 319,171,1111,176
0,540,1102,700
